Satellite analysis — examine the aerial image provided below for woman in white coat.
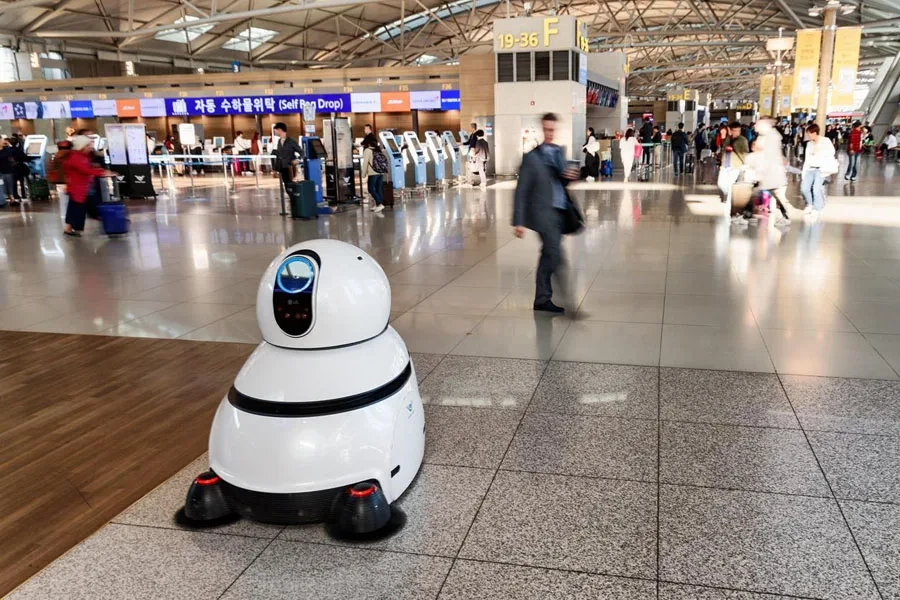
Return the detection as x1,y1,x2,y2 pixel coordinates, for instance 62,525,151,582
750,119,791,225
619,128,638,182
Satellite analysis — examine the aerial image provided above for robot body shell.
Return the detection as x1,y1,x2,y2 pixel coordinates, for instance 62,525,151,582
209,329,424,504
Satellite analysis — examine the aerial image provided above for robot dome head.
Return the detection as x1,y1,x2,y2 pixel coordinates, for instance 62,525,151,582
257,240,391,349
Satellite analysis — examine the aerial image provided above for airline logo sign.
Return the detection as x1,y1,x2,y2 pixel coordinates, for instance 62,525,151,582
69,100,94,118
116,99,141,118
410,90,441,110
0,103,13,119
140,98,166,117
92,99,118,116
440,90,461,110
350,92,381,113
381,92,410,112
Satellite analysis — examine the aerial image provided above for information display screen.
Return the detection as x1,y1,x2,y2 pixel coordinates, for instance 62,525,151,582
25,141,43,156
383,136,401,155
308,139,327,159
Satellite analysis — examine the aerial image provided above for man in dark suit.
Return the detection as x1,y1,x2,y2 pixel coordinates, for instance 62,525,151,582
512,113,579,314
273,122,304,189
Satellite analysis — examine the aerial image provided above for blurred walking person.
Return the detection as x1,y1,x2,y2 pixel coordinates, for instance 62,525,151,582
717,121,749,205
750,119,791,226
619,128,638,182
513,113,581,314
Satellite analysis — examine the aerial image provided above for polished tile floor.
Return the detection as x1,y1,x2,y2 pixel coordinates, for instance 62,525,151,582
4,154,900,598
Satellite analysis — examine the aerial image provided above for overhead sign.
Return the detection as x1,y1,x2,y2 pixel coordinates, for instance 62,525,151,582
350,92,381,112
139,98,166,117
440,89,460,111
92,99,118,116
12,103,26,119
830,26,861,108
410,90,441,110
793,29,822,107
24,102,39,119
69,100,94,118
0,103,13,119
494,15,583,52
165,93,350,116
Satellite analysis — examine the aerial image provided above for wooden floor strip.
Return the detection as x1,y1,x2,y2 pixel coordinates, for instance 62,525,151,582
0,331,254,597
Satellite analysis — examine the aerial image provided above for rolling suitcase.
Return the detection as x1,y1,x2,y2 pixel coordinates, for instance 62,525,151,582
288,180,317,220
382,180,394,207
637,163,651,182
600,160,613,178
98,177,129,236
684,154,695,174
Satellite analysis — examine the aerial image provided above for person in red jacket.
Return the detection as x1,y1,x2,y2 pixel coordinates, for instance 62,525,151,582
63,135,110,237
845,121,863,182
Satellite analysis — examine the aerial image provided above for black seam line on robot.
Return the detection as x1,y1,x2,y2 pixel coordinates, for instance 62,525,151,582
266,322,390,350
228,361,412,418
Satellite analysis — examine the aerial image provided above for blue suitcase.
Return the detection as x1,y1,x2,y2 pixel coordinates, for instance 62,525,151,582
99,202,129,236
600,160,613,178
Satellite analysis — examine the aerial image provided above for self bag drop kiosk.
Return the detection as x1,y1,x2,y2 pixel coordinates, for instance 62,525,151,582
24,135,48,178
441,131,461,181
424,132,447,186
301,137,327,205
379,131,406,191
402,131,428,188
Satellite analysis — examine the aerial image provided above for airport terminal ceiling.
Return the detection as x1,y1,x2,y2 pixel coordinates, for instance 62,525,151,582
0,0,898,97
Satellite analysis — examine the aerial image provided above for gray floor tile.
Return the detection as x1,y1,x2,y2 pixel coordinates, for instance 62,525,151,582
439,560,656,600
660,485,880,599
460,470,657,579
808,431,900,503
390,284,442,312
451,315,570,360
411,286,510,316
665,271,745,296
529,361,659,419
553,321,662,366
660,421,830,496
389,264,469,286
781,375,900,436
840,300,900,335
279,464,493,557
220,541,452,600
502,412,657,481
866,334,900,377
8,523,268,600
663,293,755,327
577,291,665,324
390,312,483,354
589,270,667,294
841,500,900,600
761,329,898,380
661,324,774,373
114,454,283,539
424,405,522,468
419,355,545,411
659,583,801,599
660,368,799,428
411,353,444,383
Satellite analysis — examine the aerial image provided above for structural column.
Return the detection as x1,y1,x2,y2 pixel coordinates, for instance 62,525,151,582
816,4,838,129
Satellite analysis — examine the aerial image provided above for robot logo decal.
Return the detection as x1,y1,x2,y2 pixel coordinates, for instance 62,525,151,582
273,252,319,337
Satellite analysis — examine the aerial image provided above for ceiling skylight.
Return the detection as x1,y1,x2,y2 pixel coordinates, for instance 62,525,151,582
154,16,214,44
222,27,278,51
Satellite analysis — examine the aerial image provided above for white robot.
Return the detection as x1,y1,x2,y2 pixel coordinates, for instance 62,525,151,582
184,239,425,534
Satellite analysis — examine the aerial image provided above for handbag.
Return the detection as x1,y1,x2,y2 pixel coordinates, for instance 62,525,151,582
561,193,584,235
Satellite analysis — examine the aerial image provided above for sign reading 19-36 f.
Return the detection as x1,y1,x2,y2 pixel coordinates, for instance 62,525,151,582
494,15,589,52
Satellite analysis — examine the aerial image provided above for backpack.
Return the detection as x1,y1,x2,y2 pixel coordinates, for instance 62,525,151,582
372,149,389,174
475,139,490,161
